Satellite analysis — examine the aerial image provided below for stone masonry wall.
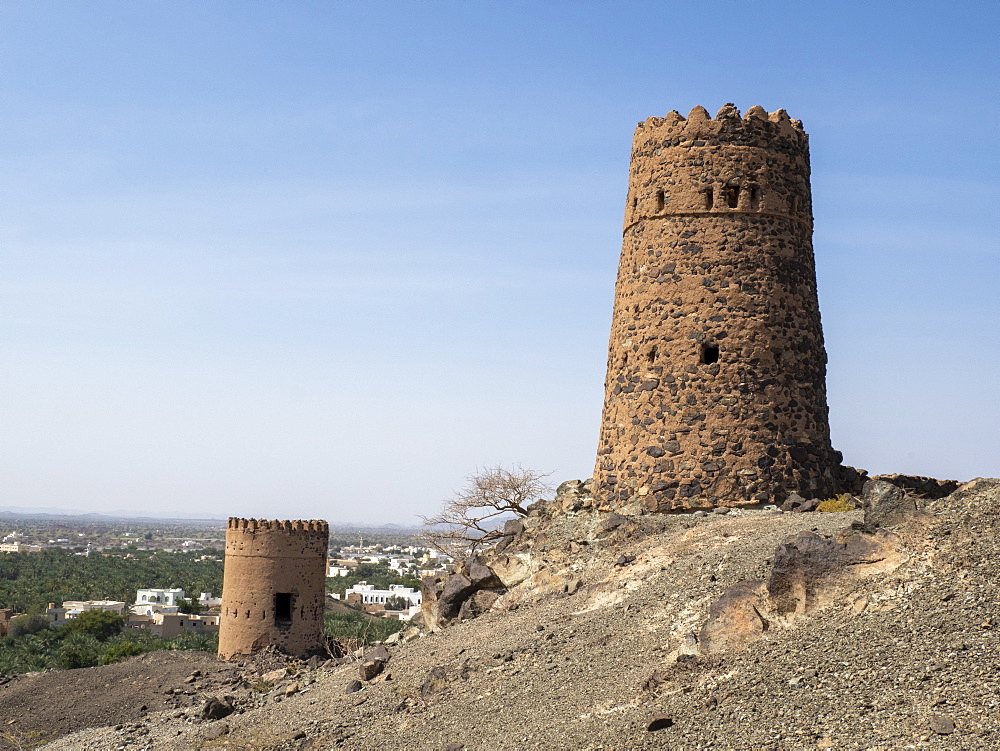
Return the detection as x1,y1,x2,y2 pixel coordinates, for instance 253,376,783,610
218,518,329,660
594,104,841,512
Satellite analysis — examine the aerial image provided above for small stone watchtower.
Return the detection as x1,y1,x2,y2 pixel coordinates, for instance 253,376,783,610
594,104,842,512
218,518,329,660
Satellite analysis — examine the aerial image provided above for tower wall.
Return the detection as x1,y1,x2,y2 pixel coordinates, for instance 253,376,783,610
594,104,841,512
218,518,329,660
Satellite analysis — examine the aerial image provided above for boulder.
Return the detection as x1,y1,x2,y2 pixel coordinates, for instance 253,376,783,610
438,573,476,620
781,492,819,512
359,659,384,681
423,566,508,630
597,514,628,535
260,668,287,684
767,530,891,616
467,561,502,588
929,714,956,735
870,473,959,500
486,553,532,590
698,580,768,654
553,479,595,513
201,696,234,721
364,645,390,664
420,666,449,697
503,519,525,537
699,526,905,654
780,492,805,512
470,588,501,611
862,479,917,530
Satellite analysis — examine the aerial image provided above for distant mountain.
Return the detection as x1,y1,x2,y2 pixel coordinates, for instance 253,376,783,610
0,506,421,529
0,506,226,523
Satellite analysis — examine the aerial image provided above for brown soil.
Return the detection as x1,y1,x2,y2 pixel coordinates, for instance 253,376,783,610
0,650,239,749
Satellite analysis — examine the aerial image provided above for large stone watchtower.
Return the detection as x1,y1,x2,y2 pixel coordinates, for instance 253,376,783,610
594,104,842,512
218,518,329,660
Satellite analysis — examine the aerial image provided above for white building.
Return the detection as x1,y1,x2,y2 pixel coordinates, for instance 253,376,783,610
387,556,416,574
47,600,127,626
344,582,421,607
127,611,220,638
198,592,222,608
133,587,185,616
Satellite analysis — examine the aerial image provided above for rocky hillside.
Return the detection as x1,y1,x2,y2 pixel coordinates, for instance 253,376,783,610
11,476,1000,750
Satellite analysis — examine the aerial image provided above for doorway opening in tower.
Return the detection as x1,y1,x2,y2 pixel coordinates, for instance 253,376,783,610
274,592,292,625
701,343,720,365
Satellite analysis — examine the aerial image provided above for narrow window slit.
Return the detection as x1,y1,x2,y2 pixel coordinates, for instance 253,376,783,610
647,345,657,364
655,190,665,211
749,186,759,210
701,343,720,365
704,188,714,210
726,186,739,208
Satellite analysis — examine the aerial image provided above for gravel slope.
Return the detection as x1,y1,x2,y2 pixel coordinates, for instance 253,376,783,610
35,478,1000,750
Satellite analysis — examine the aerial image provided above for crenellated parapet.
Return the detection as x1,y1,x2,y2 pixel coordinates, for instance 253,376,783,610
226,517,329,534
634,103,806,152
623,103,812,231
224,517,329,558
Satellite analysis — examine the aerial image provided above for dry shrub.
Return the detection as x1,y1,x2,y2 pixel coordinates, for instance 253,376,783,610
816,493,856,512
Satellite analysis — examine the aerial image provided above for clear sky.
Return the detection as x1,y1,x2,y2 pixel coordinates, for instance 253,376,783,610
2,1,997,522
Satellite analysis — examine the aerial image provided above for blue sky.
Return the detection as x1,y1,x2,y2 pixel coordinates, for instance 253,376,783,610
2,1,997,522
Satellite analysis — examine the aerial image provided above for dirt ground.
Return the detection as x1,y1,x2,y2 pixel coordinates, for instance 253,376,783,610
0,650,239,749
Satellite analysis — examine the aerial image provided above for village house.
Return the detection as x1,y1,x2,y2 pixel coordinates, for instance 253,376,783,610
127,611,220,638
133,587,185,616
327,558,360,577
45,600,127,626
343,582,422,620
198,592,222,608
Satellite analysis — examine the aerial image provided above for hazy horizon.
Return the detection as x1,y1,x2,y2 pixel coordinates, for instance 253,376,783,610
3,2,997,524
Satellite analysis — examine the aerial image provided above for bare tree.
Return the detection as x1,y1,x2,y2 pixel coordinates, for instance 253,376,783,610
421,465,552,558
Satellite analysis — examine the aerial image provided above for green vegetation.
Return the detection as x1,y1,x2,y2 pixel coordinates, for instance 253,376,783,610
8,614,50,638
816,493,857,512
0,546,223,675
384,595,409,611
0,548,223,613
323,610,405,645
62,609,125,641
326,562,420,599
0,615,217,674
176,597,205,615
